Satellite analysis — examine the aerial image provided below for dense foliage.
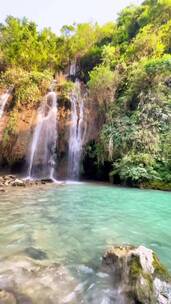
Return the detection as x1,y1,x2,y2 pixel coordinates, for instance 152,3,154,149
0,0,171,188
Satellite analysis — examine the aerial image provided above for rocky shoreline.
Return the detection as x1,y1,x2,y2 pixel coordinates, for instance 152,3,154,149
1,175,171,193
0,175,55,191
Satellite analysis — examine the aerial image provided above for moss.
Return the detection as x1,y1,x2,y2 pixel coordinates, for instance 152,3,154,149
1,67,52,108
129,255,154,289
134,275,154,304
129,255,143,281
2,110,18,147
152,253,170,281
57,79,75,100
143,273,153,292
0,110,19,165
128,257,154,304
143,181,171,191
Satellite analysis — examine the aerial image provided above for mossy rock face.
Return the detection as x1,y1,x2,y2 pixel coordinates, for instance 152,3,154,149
143,181,171,191
152,253,170,281
128,254,142,281
102,245,171,304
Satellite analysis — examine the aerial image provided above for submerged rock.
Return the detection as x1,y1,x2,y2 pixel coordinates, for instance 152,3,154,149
0,246,170,304
0,289,17,304
102,245,171,304
22,247,48,260
78,265,94,274
0,255,79,304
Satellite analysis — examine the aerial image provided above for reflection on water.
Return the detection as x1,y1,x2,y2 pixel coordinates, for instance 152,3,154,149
0,183,171,303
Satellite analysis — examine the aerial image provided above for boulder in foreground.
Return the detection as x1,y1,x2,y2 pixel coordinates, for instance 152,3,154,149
102,245,171,304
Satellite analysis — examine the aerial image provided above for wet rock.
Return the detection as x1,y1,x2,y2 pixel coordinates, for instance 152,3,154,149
14,293,32,304
7,175,16,180
62,291,76,303
11,179,26,187
78,265,94,274
41,180,46,185
0,175,52,188
96,272,109,279
0,289,17,304
40,178,53,183
0,255,77,304
102,245,171,304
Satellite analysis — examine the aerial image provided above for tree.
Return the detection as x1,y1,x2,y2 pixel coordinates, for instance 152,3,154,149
88,65,115,110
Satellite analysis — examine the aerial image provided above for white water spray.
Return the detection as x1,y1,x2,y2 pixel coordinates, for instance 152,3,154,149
27,91,58,180
68,81,87,180
108,136,113,160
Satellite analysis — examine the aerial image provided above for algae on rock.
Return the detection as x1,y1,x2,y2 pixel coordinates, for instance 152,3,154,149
102,245,171,304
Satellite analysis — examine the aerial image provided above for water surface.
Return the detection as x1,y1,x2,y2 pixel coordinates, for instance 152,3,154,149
0,183,171,302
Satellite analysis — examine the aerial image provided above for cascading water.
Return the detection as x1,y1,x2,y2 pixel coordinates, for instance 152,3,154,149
27,91,58,180
0,92,10,118
68,80,87,180
69,60,76,77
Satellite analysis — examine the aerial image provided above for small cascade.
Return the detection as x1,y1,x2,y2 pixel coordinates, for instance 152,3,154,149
69,60,77,77
27,91,58,180
108,136,113,160
0,92,10,118
68,80,87,180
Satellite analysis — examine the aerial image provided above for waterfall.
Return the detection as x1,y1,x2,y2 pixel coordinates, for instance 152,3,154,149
27,91,58,180
0,92,10,118
108,136,113,160
68,80,86,180
69,60,77,77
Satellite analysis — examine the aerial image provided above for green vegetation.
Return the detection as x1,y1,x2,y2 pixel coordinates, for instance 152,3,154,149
0,110,19,164
0,0,171,188
2,110,18,145
1,67,52,107
128,255,143,281
86,0,171,188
